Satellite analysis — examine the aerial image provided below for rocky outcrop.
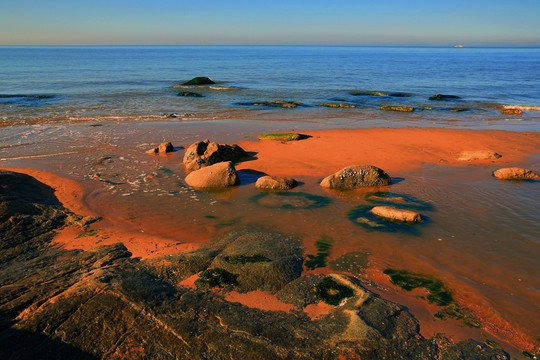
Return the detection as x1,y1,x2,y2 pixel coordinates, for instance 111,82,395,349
320,165,392,189
255,176,298,190
177,91,203,97
493,167,540,180
183,139,247,172
429,94,461,101
370,206,422,223
456,150,502,161
182,76,215,85
146,142,174,155
184,161,239,188
380,105,415,112
319,102,357,108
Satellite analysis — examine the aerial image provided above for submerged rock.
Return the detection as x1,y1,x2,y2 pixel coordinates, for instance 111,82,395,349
429,94,461,101
456,150,502,161
258,132,310,141
182,76,215,85
177,91,203,97
244,100,304,108
500,108,523,115
184,161,240,188
255,176,298,190
183,139,247,172
146,142,175,155
380,105,415,112
320,165,392,189
493,167,540,180
370,206,422,223
350,90,412,97
319,102,357,108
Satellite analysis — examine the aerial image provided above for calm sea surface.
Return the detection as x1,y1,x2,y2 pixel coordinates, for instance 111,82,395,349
1,46,539,129
1,46,539,347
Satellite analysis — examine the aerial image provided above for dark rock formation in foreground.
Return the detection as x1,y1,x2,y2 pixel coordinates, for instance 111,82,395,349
183,139,248,172
0,170,510,359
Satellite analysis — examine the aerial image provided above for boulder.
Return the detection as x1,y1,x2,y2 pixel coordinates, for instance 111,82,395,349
500,108,523,115
177,91,203,97
183,139,247,172
429,94,461,101
370,206,422,223
256,176,298,191
493,167,540,180
456,150,502,161
182,76,215,85
380,105,414,112
184,161,239,188
146,142,174,155
320,165,392,189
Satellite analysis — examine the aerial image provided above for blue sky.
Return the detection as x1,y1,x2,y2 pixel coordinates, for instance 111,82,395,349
1,0,539,46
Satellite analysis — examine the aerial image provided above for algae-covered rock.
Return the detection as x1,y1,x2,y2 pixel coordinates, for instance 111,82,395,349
275,274,324,308
319,102,356,108
244,100,304,108
429,94,461,101
194,268,238,288
320,165,392,189
380,105,415,112
182,76,215,85
177,91,204,97
258,132,310,141
315,276,355,305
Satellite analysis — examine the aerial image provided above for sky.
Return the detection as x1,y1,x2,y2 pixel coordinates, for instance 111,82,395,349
1,0,539,46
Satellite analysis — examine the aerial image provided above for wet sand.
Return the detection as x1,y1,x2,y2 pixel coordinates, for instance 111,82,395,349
2,127,539,356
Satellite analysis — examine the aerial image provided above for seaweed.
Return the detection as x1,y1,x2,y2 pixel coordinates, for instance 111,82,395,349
304,236,333,270
315,276,354,306
224,254,271,265
194,268,238,288
215,217,243,228
75,229,99,238
383,268,481,328
258,132,309,141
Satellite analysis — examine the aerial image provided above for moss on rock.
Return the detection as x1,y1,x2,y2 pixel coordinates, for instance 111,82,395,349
194,268,238,288
315,276,355,306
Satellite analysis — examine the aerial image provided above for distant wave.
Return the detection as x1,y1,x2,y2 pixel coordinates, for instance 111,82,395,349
500,105,540,111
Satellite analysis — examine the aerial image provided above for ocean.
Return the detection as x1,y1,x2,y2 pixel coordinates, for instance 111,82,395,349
1,45,539,129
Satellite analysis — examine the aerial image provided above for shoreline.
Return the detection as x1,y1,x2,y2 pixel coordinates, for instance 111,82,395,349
2,126,539,356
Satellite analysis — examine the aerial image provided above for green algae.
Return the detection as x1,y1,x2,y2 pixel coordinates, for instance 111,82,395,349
258,132,309,141
194,268,238,288
304,236,333,270
380,105,415,112
318,102,357,108
315,276,354,306
215,217,243,228
383,268,481,328
75,229,99,238
224,254,271,265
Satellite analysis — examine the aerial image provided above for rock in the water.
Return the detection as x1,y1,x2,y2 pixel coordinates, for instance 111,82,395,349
146,142,174,155
319,102,356,108
456,150,502,161
255,176,298,190
244,100,304,108
370,206,422,223
500,108,523,115
183,139,247,172
320,165,392,189
177,91,203,97
258,132,309,141
429,94,461,101
380,105,414,112
493,167,540,180
185,161,239,188
182,76,215,85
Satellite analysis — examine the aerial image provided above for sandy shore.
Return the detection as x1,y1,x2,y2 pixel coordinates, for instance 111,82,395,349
3,127,539,355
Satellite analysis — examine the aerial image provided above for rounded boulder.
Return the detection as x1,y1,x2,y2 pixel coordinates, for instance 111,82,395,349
320,165,392,189
185,161,240,189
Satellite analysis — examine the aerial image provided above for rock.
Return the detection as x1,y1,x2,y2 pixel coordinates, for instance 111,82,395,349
350,90,412,97
255,176,298,190
319,102,356,108
456,150,502,161
258,132,309,141
182,76,215,85
320,165,392,189
177,91,203,97
244,100,304,108
184,161,239,188
380,105,414,112
370,206,422,223
500,108,523,115
493,167,540,180
146,142,174,155
183,139,247,172
429,94,461,101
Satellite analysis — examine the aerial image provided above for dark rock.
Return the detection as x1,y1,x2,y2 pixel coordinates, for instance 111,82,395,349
183,139,248,172
328,251,370,275
146,142,175,155
350,90,412,97
184,161,240,188
429,94,461,101
320,165,392,189
380,105,415,112
177,91,203,97
275,274,324,308
182,76,215,85
243,100,304,108
255,176,298,190
319,102,356,108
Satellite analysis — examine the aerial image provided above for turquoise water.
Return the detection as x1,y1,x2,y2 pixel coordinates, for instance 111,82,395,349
1,46,539,129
